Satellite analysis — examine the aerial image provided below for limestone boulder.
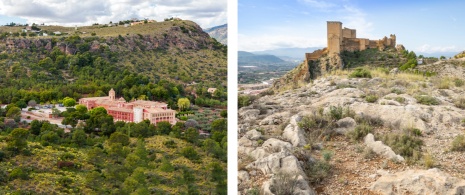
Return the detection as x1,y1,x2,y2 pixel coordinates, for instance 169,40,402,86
371,168,465,195
239,109,260,121
364,133,404,162
245,129,262,141
335,117,356,134
259,111,291,125
282,115,307,147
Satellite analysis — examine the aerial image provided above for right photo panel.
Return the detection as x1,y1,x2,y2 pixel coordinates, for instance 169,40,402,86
238,0,465,194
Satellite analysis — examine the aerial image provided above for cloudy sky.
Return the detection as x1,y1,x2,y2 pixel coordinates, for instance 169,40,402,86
239,0,465,55
0,0,226,29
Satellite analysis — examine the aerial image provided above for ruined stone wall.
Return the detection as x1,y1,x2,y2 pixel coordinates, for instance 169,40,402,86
305,48,327,61
327,21,342,55
368,40,378,49
342,38,361,52
342,28,356,39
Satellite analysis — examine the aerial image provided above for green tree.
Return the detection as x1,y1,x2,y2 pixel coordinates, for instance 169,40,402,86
209,162,227,194
29,120,43,135
8,128,30,153
6,106,21,121
62,97,76,107
211,119,227,142
181,146,200,161
184,127,199,144
220,110,227,118
71,129,87,146
52,108,61,118
177,98,190,111
15,100,27,110
109,131,130,146
156,121,172,135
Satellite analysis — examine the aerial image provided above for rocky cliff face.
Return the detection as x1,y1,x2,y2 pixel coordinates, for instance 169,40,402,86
239,69,465,194
272,54,343,91
272,48,406,92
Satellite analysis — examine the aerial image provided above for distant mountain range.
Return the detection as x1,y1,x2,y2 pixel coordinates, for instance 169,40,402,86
238,51,286,65
416,52,457,58
251,47,323,61
204,24,227,45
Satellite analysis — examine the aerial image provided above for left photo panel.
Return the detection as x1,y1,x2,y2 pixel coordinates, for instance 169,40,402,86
0,1,228,194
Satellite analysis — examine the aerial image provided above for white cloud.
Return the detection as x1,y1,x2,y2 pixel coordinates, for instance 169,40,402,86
341,5,373,38
238,33,325,51
415,44,460,53
298,0,336,9
0,0,226,28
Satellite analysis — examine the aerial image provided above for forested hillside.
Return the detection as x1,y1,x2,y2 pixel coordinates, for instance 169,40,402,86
0,20,227,106
0,19,227,194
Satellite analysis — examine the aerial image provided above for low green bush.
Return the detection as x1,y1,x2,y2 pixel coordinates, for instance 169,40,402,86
347,123,373,141
365,95,378,103
415,95,440,105
451,135,465,151
394,96,405,103
349,68,372,78
379,133,423,161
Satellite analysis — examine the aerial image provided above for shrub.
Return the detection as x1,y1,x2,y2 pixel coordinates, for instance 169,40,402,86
238,95,255,108
404,127,422,136
391,88,404,94
394,96,405,103
349,68,372,78
298,114,328,131
181,146,200,161
322,150,333,162
423,153,436,168
329,105,343,120
163,140,177,148
365,95,378,103
9,167,29,180
379,133,423,160
415,95,440,105
454,98,465,109
454,78,464,87
303,159,332,184
451,135,465,151
347,123,373,141
436,78,451,89
363,147,377,159
269,172,300,195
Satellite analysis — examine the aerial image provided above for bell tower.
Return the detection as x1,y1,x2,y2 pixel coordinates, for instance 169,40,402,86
109,88,115,101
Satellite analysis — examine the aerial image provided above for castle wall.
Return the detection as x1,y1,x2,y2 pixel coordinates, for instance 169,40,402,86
368,40,378,49
305,48,327,61
342,28,356,39
327,21,342,55
342,38,361,52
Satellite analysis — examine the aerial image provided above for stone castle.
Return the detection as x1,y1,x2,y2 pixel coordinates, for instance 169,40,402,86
306,21,396,61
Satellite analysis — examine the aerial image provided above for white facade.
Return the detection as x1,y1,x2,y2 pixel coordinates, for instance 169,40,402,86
133,107,143,123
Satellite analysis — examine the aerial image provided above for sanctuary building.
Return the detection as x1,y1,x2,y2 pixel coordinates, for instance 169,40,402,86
79,89,176,125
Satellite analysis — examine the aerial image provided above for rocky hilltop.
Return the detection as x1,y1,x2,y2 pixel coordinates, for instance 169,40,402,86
0,20,227,86
204,24,227,45
238,64,465,194
1,20,219,54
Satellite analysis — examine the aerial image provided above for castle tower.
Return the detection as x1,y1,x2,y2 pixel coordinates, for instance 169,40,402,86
390,34,396,47
109,88,115,101
327,21,342,55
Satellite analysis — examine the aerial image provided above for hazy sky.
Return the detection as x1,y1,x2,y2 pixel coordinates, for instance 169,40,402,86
239,0,465,54
0,0,226,29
